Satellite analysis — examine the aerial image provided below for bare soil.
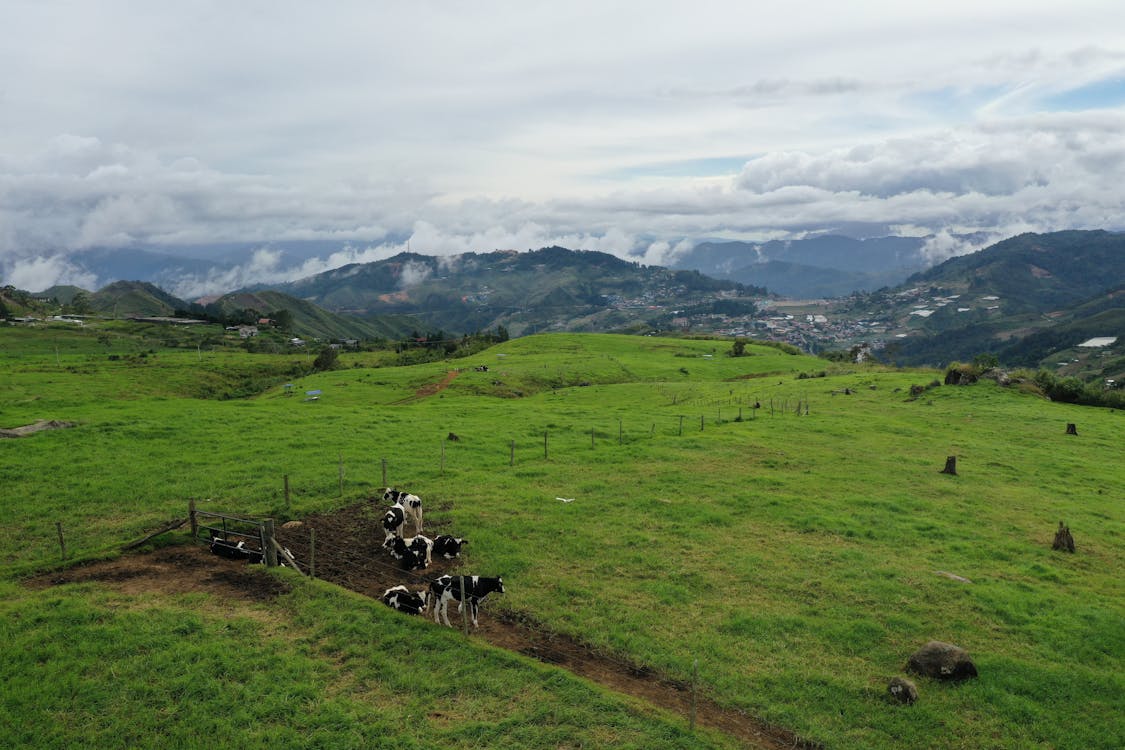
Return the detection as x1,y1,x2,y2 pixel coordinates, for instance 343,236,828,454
31,501,817,750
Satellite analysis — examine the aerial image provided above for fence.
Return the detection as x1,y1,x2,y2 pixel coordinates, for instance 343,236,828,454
189,501,301,572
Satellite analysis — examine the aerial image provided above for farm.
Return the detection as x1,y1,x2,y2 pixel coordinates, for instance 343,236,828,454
2,326,1123,749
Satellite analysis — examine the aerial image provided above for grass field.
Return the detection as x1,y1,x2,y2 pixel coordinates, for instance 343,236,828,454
2,325,1122,749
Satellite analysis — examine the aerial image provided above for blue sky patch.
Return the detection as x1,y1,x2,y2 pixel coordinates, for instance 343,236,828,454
1043,78,1125,112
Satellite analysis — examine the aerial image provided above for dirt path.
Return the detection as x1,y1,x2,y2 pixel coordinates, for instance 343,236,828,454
31,502,818,750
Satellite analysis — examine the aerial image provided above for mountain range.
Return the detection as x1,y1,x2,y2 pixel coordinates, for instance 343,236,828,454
8,230,1121,386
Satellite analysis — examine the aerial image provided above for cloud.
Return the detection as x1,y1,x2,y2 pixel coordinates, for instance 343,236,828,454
3,254,99,292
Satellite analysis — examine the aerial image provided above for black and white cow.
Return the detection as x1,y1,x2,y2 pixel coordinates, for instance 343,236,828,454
381,585,427,615
429,574,505,628
381,503,406,547
209,536,264,564
382,488,423,533
431,534,468,559
389,533,433,570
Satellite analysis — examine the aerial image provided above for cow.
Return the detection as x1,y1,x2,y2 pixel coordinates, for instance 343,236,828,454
432,534,468,559
389,533,433,570
381,585,427,616
209,537,264,564
382,488,423,533
381,503,406,547
429,574,505,628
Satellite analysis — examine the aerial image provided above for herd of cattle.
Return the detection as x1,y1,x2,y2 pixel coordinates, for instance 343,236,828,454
208,487,505,627
377,487,505,628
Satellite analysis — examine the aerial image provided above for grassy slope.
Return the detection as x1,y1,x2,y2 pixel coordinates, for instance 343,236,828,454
1,330,1122,749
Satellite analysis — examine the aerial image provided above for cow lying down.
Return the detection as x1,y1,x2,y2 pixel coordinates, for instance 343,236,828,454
381,585,427,615
388,533,433,570
209,537,263,564
429,574,505,628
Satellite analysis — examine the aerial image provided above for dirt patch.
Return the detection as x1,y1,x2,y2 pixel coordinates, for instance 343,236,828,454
389,370,460,404
30,501,816,750
0,419,77,438
27,545,291,602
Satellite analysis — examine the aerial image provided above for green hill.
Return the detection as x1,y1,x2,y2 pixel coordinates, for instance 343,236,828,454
205,289,416,341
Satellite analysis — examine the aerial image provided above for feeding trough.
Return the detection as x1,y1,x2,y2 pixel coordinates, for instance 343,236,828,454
304,389,322,402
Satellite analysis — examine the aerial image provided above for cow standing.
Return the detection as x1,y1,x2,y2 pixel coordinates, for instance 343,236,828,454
382,488,423,533
429,574,505,627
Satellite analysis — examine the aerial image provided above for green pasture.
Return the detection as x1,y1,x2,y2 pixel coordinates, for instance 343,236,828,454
2,329,1122,749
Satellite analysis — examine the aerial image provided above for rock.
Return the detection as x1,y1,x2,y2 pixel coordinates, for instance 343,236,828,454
906,641,978,681
281,520,304,529
887,677,918,704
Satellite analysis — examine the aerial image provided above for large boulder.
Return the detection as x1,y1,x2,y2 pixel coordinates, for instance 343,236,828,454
906,641,978,681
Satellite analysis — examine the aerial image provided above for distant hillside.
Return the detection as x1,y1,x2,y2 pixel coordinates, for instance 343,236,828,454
834,231,1124,378
204,289,415,341
275,246,759,336
88,281,188,317
725,259,918,299
905,230,1125,314
675,235,928,297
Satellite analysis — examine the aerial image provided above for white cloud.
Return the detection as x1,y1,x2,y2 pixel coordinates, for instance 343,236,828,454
3,255,99,292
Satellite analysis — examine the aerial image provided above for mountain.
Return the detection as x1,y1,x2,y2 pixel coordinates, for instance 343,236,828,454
829,231,1124,377
904,230,1125,314
87,280,189,317
673,235,929,297
274,246,759,336
724,259,920,299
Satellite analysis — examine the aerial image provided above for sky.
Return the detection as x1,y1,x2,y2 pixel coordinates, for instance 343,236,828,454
3,1,1125,293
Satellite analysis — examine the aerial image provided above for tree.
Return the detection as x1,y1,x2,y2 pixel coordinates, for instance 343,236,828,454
312,347,339,372
972,352,1000,371
729,338,747,357
269,309,294,332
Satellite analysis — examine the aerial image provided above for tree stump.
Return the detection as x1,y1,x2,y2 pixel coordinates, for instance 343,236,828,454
940,456,957,475
1065,423,1078,435
1052,521,1075,553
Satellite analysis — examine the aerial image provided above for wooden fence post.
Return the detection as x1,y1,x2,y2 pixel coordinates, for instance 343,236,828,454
441,441,446,475
189,498,198,539
284,474,291,511
460,575,470,636
544,431,548,459
56,521,67,560
263,520,278,567
618,418,623,445
678,415,684,436
690,658,698,732
338,453,344,497
941,456,958,475
510,440,515,467
700,414,704,431
381,458,387,488
310,528,316,578
591,427,595,448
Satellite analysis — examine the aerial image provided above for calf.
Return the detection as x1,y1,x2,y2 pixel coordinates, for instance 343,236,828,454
429,574,505,628
381,503,406,547
381,585,427,616
432,534,468,559
209,537,264,564
389,533,433,570
382,488,423,533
